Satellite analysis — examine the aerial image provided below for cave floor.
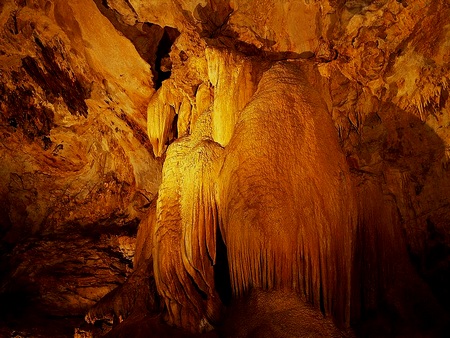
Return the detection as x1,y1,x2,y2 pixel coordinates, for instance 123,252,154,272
0,292,449,338
0,311,87,338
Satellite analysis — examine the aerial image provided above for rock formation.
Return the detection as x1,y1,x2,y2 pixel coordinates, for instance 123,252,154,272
0,0,449,337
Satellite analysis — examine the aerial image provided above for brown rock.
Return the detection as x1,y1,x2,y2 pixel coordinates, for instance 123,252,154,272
0,1,449,337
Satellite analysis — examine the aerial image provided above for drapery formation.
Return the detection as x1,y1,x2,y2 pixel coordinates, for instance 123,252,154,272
140,44,445,333
148,57,357,332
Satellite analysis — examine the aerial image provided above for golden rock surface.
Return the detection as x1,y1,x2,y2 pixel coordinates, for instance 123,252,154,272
0,0,449,337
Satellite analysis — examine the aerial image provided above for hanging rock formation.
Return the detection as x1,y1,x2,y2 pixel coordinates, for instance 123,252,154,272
1,0,450,337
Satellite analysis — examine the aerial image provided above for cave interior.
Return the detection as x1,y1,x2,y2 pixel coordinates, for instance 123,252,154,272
0,0,450,337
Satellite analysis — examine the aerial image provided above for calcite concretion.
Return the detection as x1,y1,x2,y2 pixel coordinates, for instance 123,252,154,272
206,47,256,146
216,62,356,326
1,0,450,337
137,0,450,336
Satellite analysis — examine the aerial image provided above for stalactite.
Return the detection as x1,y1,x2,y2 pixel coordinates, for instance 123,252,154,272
216,61,357,327
206,47,258,147
146,79,184,157
150,59,359,331
145,47,447,335
153,111,225,332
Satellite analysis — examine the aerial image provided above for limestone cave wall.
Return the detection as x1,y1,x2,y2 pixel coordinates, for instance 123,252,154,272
0,0,449,337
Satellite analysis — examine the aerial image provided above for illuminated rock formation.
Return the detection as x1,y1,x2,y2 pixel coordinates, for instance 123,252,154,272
215,62,356,325
1,0,449,337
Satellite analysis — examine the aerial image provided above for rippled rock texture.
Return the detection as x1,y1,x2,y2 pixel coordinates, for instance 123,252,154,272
0,0,161,335
1,0,449,337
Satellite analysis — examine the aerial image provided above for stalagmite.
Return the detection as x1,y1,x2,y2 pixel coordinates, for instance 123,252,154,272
149,58,357,332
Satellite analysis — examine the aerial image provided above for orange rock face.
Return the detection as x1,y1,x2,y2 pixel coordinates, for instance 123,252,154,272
0,0,449,337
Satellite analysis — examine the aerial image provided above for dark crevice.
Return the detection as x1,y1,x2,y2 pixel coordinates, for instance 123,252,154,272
187,274,208,301
154,27,180,89
440,88,449,109
214,225,232,306
92,0,179,90
170,112,178,141
94,0,163,64
0,80,55,145
5,11,19,35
